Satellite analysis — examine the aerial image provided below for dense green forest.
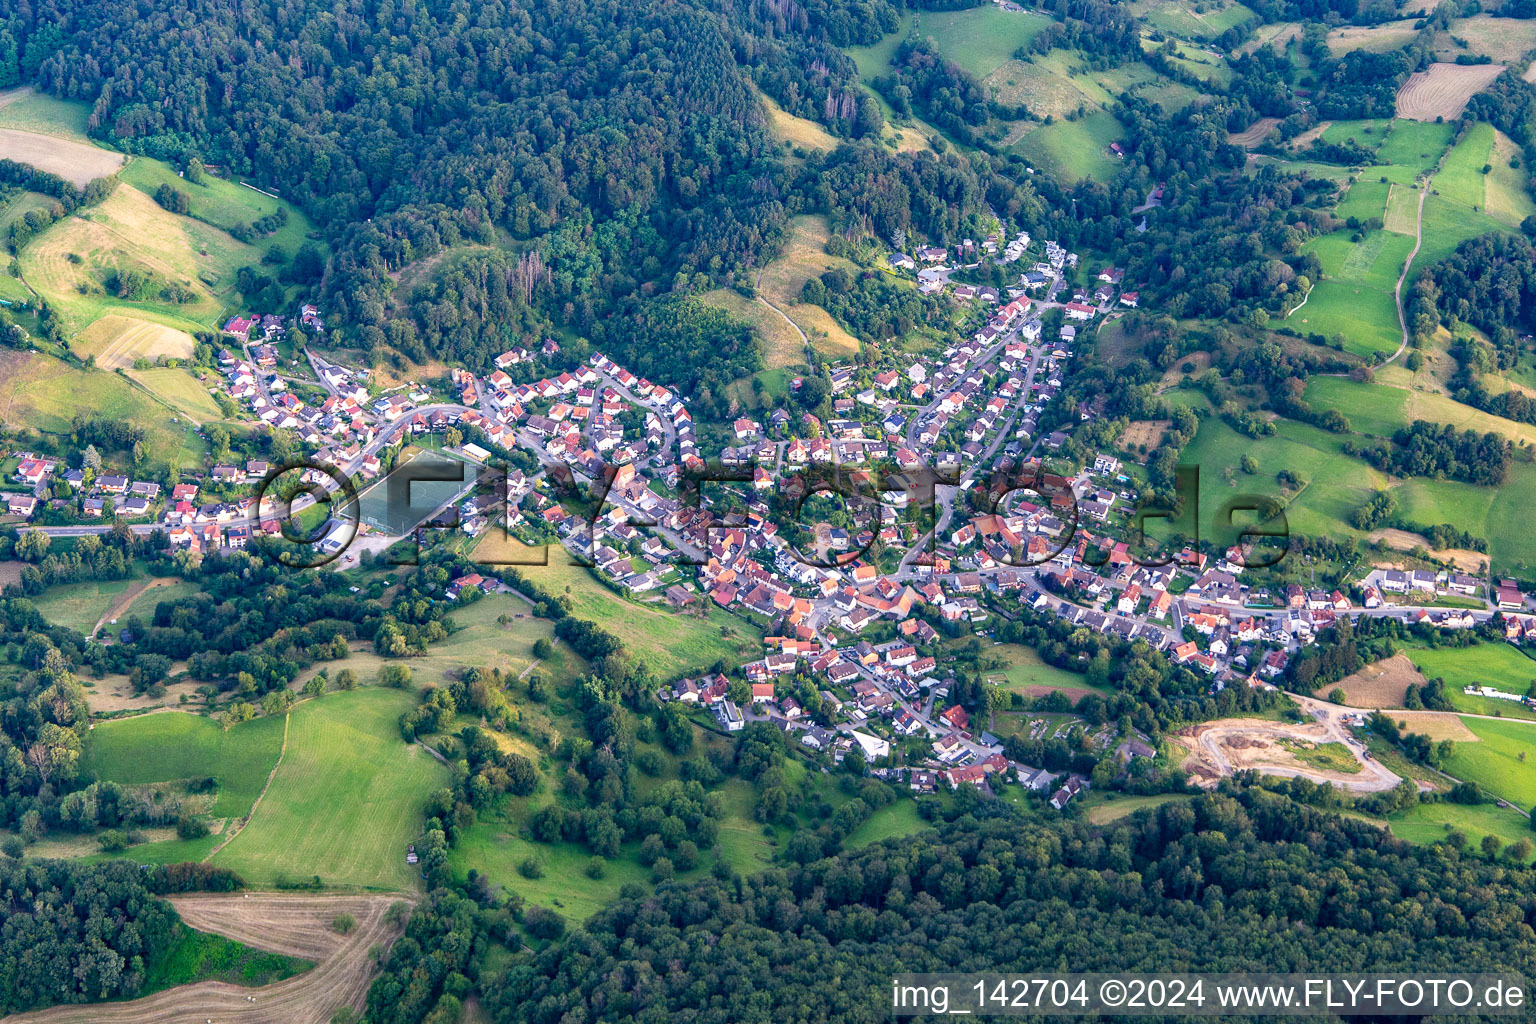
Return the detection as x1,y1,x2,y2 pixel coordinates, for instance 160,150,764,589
474,795,1536,1024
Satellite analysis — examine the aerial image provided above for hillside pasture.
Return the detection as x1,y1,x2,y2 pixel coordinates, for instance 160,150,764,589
0,128,123,186
912,6,1054,80
1434,122,1495,210
20,183,263,335
1404,644,1536,718
1486,128,1536,227
74,313,196,369
1447,15,1536,64
753,215,861,358
0,350,207,472
1409,195,1511,278
985,60,1098,119
701,287,805,371
1130,0,1254,39
129,366,227,422
1396,63,1506,121
213,688,449,890
1389,801,1536,859
31,578,138,634
1286,278,1401,357
1012,109,1125,183
1316,653,1423,707
119,155,320,262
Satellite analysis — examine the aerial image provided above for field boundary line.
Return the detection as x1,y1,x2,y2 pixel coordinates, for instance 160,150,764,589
206,710,289,860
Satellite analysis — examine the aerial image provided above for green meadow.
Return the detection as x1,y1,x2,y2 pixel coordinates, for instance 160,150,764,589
213,688,450,890
1440,716,1536,809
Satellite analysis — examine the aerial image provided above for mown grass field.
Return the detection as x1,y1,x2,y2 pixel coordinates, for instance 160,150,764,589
985,643,1099,695
32,578,139,634
87,710,287,819
74,313,196,370
1336,179,1389,222
0,88,94,142
1440,716,1536,808
127,366,227,422
213,688,449,890
1435,122,1495,210
1287,278,1401,357
1487,128,1536,227
1012,109,1124,183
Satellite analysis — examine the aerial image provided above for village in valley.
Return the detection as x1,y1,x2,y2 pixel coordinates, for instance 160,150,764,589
7,222,1530,815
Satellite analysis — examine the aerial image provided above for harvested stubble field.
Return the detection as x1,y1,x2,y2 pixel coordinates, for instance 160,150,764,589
1315,652,1423,708
1227,117,1279,147
0,127,124,186
5,892,411,1024
74,313,196,369
1396,63,1506,121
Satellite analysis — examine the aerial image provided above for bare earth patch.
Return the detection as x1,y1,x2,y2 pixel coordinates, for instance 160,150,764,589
0,128,124,186
1316,652,1424,708
1227,117,1279,148
1175,712,1401,792
1396,63,1506,121
5,892,411,1024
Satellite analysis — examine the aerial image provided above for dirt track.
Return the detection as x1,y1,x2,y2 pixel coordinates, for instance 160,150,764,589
2,892,412,1024
1176,697,1401,793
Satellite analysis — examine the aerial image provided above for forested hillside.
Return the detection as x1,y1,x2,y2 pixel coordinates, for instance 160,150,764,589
483,794,1536,1024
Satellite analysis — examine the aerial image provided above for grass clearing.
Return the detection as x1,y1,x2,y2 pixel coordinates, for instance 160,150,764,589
1128,0,1254,39
700,287,805,372
1086,792,1192,824
757,90,840,154
911,6,1054,80
32,578,139,634
1282,739,1363,774
213,688,450,890
1388,800,1536,857
985,60,1096,119
984,643,1098,697
87,710,287,819
754,214,861,358
143,923,312,995
1012,109,1125,183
